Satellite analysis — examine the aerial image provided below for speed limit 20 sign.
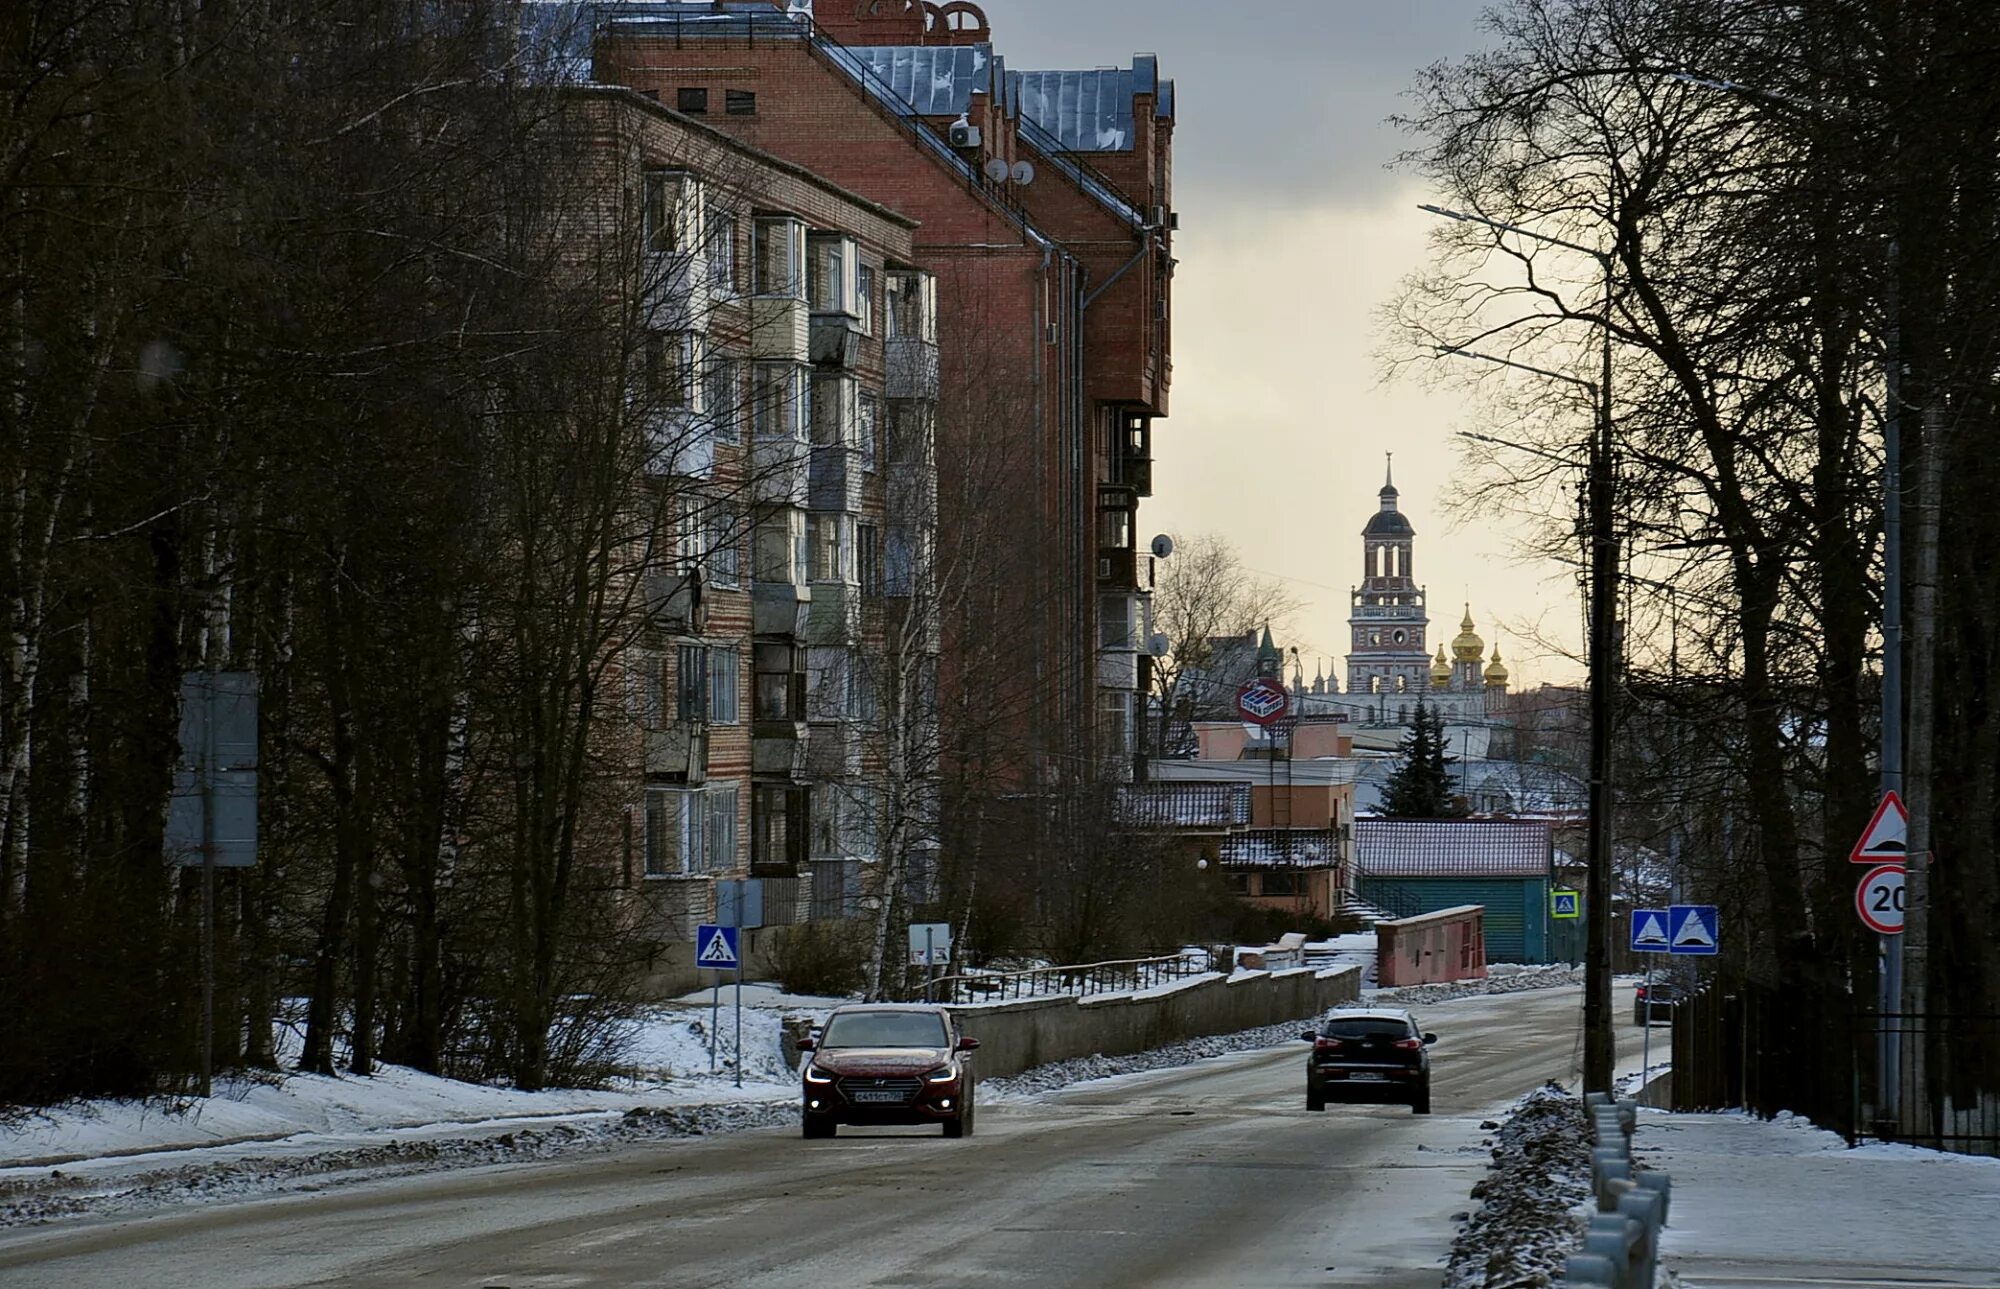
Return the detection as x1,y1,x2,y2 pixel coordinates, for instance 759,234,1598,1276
1856,863,1906,935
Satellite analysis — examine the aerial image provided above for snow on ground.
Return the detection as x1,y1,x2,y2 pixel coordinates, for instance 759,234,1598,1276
1649,1107,2000,1284
1369,963,1585,1006
1441,1083,1594,1289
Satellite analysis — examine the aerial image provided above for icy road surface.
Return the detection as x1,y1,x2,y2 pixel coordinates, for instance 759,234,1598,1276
0,987,1637,1289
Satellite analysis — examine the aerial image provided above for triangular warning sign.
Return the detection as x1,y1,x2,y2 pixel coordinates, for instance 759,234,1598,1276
1634,913,1670,946
1672,909,1715,948
1850,791,1908,864
697,928,738,967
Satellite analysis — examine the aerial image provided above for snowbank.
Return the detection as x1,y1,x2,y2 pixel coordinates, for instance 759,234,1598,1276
1441,1083,1593,1288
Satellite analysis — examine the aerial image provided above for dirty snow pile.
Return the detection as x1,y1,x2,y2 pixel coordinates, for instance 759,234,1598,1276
1442,1082,1594,1289
1373,964,1586,1006
983,1017,1320,1099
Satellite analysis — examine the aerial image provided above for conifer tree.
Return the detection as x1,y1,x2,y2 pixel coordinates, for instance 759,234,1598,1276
1380,701,1464,817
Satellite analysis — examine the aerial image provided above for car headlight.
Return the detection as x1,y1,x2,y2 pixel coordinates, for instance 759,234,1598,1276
926,1066,958,1083
804,1064,834,1085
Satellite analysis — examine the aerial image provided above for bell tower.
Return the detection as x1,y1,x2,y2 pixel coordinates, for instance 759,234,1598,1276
1345,455,1431,702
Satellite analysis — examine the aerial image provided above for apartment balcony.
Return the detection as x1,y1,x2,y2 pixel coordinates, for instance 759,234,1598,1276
750,296,809,362
750,437,809,506
809,314,863,368
642,410,714,481
806,583,861,645
645,568,704,637
752,580,811,637
752,722,808,778
808,445,865,513
640,253,710,332
885,462,935,520
805,721,864,780
1110,453,1153,498
644,722,708,785
1097,647,1140,691
1096,546,1138,588
886,338,939,401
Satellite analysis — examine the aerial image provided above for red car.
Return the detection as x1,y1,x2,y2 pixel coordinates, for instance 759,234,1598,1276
798,1004,980,1139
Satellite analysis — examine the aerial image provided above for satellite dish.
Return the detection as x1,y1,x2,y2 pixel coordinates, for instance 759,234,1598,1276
1010,159,1036,185
984,157,1010,182
1148,633,1171,658
1150,533,1175,559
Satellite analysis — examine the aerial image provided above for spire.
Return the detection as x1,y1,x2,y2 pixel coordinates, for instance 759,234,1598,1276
1255,623,1281,679
1378,452,1399,512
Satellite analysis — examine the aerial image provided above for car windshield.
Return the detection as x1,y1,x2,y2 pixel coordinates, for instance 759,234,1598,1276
820,1011,949,1049
1321,1018,1411,1040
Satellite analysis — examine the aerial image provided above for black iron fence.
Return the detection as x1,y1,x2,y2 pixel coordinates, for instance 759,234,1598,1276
927,951,1217,1005
1669,984,2000,1156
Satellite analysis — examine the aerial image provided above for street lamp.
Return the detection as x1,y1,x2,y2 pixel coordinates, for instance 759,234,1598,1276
1424,203,1621,1096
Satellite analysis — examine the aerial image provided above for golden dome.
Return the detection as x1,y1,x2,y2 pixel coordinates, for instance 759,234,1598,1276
1430,645,1451,689
1484,644,1510,687
1451,604,1485,662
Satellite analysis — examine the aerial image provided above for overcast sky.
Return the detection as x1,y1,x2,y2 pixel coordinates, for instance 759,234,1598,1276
986,1,1583,689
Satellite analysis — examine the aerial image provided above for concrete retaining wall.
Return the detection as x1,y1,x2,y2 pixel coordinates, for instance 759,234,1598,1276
950,965,1362,1080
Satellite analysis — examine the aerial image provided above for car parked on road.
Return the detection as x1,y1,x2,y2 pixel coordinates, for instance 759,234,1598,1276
799,1004,979,1139
1633,978,1683,1026
1301,1006,1436,1114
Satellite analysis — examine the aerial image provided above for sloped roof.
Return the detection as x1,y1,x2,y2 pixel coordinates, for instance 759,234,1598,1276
1354,818,1551,878
847,44,997,115
1118,782,1252,829
1009,69,1136,151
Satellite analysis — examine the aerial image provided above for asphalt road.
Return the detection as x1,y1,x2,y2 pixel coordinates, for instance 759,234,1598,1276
0,985,1637,1289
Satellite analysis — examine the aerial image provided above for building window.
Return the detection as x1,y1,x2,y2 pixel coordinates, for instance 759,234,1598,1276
677,644,708,722
705,506,740,589
705,355,741,444
707,207,737,295
807,647,848,722
752,784,804,869
645,331,697,410
811,373,854,446
858,393,879,471
808,513,849,583
707,786,739,872
1098,690,1132,758
856,264,875,333
858,522,882,596
1098,504,1133,551
753,509,806,586
754,642,804,722
726,89,756,115
808,236,854,315
884,526,914,596
754,363,804,440
1261,871,1303,897
644,788,706,877
886,403,927,464
752,216,804,297
709,646,740,724
643,169,691,254
677,87,708,113
884,271,934,341
1099,595,1134,650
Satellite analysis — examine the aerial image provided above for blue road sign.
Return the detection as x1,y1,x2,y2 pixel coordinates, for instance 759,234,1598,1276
695,923,741,970
1667,904,1719,956
1551,889,1580,919
1630,908,1672,953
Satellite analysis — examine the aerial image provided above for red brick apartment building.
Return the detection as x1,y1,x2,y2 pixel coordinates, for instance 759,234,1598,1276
586,0,1175,783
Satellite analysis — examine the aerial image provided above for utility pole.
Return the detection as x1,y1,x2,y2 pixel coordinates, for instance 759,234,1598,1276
1900,403,1945,1137
1583,247,1619,1096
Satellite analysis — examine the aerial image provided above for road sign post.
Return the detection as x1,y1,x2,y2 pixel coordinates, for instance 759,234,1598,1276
908,923,952,1000
1629,908,1674,1095
696,923,741,1075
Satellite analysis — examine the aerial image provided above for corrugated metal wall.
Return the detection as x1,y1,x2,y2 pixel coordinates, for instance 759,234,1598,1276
1357,876,1550,963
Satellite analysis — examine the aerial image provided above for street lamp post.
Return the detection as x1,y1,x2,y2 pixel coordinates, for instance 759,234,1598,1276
1423,203,1620,1095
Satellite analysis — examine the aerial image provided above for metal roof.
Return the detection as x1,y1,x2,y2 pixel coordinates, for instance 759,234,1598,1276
1009,68,1136,151
1353,819,1552,878
848,44,994,116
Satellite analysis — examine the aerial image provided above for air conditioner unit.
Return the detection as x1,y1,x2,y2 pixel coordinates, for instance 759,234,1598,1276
1150,205,1167,228
948,122,982,148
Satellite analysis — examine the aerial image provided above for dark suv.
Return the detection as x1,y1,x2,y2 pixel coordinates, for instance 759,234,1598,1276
1301,1007,1436,1114
798,1004,979,1139
1633,978,1683,1025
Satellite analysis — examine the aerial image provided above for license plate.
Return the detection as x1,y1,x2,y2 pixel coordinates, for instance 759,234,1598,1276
851,1089,906,1103
1347,1072,1388,1082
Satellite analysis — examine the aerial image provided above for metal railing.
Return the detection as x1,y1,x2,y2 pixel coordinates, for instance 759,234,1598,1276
929,950,1215,1005
1853,1012,2000,1154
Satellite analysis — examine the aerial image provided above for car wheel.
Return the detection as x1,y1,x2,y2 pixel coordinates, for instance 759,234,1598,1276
943,1113,968,1138
1411,1080,1431,1115
802,1114,835,1139
1307,1086,1326,1112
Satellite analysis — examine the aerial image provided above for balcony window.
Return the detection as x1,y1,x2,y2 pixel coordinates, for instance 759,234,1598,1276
1097,691,1132,758
753,363,805,441
810,373,855,446
808,512,850,583
677,644,708,722
645,332,698,410
884,271,935,341
753,510,807,585
808,235,857,316
644,787,707,877
709,646,740,724
1097,503,1133,551
643,169,696,255
707,207,737,296
858,393,879,472
752,784,807,869
705,355,742,444
856,264,874,333
807,647,848,722
752,216,804,298
857,522,882,596
706,506,740,589
754,642,805,722
707,786,739,871
884,526,913,597
1099,594,1135,650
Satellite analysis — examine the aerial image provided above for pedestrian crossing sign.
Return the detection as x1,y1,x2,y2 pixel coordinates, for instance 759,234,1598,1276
695,923,741,970
1551,889,1580,919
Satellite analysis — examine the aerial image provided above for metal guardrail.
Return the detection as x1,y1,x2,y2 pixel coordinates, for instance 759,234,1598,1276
929,950,1214,1005
1566,1092,1672,1288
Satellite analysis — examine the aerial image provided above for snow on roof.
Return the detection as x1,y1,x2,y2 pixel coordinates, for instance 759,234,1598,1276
1118,782,1251,828
1354,818,1552,878
1219,828,1339,868
1009,68,1136,151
